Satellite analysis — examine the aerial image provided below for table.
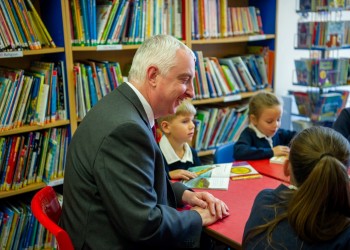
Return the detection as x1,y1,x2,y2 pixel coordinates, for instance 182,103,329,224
247,159,290,183
199,175,285,249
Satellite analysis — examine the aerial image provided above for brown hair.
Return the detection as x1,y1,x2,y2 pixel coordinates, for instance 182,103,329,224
249,91,282,119
243,126,350,248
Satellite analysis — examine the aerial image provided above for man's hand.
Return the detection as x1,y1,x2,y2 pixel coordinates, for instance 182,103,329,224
182,190,229,224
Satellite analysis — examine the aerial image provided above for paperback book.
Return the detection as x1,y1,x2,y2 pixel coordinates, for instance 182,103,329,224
270,156,287,164
182,163,232,190
230,161,262,180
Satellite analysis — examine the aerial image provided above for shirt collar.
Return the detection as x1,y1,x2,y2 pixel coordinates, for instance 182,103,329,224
125,81,155,128
159,135,194,164
248,123,273,148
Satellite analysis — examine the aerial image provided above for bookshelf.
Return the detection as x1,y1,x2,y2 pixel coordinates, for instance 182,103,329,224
290,0,350,129
0,0,278,247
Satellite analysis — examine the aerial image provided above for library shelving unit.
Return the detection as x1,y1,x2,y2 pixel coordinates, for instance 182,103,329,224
0,0,71,202
290,0,350,130
0,0,277,247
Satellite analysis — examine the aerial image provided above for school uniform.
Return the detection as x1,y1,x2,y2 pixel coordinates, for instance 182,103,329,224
159,135,201,177
333,107,350,142
243,184,350,249
233,124,296,160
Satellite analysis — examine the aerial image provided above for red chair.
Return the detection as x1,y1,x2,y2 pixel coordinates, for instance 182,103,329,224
31,186,74,250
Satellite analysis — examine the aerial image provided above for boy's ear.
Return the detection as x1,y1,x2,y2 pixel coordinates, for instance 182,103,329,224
160,121,170,134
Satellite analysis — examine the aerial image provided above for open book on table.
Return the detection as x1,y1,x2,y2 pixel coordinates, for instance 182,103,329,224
269,156,287,164
230,161,262,180
182,163,232,190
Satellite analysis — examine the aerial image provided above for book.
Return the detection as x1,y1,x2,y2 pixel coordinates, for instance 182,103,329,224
269,156,287,165
182,163,232,190
230,161,262,180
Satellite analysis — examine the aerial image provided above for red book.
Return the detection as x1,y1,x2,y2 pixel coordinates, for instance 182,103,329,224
4,136,22,191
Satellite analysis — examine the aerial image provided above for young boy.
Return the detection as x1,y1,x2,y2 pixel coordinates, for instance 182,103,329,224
157,99,201,180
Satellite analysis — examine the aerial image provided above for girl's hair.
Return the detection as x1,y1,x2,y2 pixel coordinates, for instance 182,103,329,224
249,91,282,118
243,126,350,248
128,34,195,84
157,99,196,124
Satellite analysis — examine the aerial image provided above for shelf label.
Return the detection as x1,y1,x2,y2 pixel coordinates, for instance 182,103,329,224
0,51,23,58
248,35,267,41
97,45,123,51
223,94,241,102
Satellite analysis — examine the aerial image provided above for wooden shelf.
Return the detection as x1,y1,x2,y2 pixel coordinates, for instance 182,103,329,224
0,178,64,199
0,182,46,199
190,34,275,45
0,120,70,137
192,88,273,105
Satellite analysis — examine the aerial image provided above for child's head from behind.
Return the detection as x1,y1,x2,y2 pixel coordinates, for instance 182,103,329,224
249,91,282,137
289,126,350,187
287,126,350,241
157,99,196,144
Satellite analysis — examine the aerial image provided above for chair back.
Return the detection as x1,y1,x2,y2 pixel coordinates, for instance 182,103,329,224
31,186,74,250
213,142,235,164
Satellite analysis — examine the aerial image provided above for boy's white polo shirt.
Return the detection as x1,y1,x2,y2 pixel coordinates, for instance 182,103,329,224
159,135,194,164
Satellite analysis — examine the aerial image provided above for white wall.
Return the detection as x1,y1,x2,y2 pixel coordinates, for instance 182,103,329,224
274,0,350,97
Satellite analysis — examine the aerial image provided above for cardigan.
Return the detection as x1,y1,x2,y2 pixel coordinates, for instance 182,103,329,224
234,127,296,160
243,184,350,249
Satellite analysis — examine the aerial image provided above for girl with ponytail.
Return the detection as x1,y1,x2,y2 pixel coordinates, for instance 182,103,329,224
243,126,350,249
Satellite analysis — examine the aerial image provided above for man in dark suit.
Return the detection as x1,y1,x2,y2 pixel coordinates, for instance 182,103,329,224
60,34,229,249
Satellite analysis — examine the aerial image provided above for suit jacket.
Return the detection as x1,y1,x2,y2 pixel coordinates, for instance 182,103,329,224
60,83,202,249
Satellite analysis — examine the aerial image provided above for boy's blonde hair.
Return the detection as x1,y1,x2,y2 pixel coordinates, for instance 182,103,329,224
157,99,196,124
249,91,282,119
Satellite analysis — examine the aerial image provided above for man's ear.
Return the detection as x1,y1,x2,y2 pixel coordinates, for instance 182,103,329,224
147,66,159,87
283,158,291,177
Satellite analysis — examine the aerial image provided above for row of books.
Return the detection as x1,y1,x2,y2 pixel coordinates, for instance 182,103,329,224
292,89,349,121
294,57,350,87
73,60,123,119
194,106,248,151
297,21,350,49
0,0,56,51
192,3,263,40
0,61,68,131
0,194,61,249
0,127,68,193
298,0,350,12
193,50,270,99
69,0,184,46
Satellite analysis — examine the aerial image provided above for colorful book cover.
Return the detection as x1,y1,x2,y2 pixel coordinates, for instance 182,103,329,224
294,59,312,85
230,161,262,180
182,163,232,190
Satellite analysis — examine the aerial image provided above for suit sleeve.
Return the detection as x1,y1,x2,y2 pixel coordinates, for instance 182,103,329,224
94,121,202,248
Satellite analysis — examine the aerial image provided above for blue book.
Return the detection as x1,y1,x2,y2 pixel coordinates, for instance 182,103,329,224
106,0,125,44
50,69,57,122
85,65,98,107
90,0,97,45
80,0,90,45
